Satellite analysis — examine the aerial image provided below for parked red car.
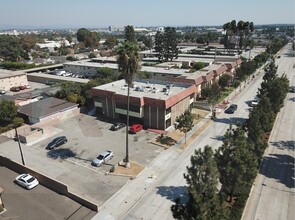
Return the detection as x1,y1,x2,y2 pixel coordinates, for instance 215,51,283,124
18,85,26,90
129,124,143,134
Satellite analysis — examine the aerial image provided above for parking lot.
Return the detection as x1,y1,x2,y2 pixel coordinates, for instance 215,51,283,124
0,113,163,207
0,166,97,220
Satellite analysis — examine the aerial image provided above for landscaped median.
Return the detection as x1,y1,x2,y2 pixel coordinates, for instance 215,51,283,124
149,109,211,149
110,161,146,178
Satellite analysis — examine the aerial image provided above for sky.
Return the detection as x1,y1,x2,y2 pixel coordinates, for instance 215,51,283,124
0,0,294,29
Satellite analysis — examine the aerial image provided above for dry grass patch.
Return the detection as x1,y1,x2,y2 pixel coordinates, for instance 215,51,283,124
112,161,145,178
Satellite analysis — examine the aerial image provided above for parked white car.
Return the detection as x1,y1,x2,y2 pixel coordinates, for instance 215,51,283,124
91,150,114,166
15,173,39,189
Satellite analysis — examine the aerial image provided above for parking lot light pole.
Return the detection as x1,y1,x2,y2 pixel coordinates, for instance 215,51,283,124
14,128,25,166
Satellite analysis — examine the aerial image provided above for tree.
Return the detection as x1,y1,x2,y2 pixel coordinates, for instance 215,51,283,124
124,25,136,43
57,42,69,56
259,61,289,113
76,28,100,48
143,36,153,52
96,67,116,80
20,34,37,52
117,42,141,167
154,31,164,61
103,36,118,49
0,99,18,122
77,28,91,43
0,35,22,61
88,53,96,58
55,82,82,100
218,74,231,89
175,109,194,143
215,125,258,203
208,83,221,110
201,86,211,99
163,27,179,61
84,32,100,48
223,20,254,51
66,34,72,44
193,62,205,71
171,145,228,220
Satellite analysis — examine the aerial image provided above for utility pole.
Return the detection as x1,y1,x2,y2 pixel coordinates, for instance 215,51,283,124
14,128,25,166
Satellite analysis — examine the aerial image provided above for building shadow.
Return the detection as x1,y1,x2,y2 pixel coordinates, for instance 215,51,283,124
259,153,294,188
156,185,188,203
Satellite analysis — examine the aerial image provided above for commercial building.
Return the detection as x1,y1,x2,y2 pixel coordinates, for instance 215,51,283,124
91,79,196,130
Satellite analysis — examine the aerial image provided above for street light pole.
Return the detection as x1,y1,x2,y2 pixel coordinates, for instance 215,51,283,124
14,128,25,166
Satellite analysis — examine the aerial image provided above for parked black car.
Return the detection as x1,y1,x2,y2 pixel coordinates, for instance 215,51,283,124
110,123,125,131
46,136,67,150
225,104,238,114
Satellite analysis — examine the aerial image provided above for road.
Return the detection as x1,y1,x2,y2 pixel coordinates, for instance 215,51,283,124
242,43,295,220
92,44,295,220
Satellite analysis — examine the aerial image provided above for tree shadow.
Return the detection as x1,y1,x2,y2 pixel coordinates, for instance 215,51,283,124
213,117,246,125
156,136,177,146
156,185,188,203
47,148,77,160
259,153,294,188
270,140,295,151
245,100,253,106
71,149,93,162
210,135,225,141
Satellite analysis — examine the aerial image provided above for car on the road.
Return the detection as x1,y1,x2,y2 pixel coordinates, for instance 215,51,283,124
129,124,143,134
91,150,114,166
46,136,67,150
289,86,295,93
110,122,125,131
225,104,238,114
15,173,39,189
10,86,20,92
0,89,6,94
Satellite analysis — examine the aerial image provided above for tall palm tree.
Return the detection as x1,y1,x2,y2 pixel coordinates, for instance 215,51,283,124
117,42,141,168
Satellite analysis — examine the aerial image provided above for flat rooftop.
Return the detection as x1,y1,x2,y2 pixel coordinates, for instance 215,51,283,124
93,79,192,101
0,69,26,79
181,63,225,80
28,72,89,83
64,60,188,76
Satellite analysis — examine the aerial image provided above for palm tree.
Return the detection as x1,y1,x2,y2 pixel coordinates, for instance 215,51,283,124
116,42,141,168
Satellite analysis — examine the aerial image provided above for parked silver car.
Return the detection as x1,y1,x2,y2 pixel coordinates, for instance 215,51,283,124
92,150,114,166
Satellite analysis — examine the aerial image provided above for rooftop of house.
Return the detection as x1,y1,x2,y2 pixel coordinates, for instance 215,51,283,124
18,97,78,119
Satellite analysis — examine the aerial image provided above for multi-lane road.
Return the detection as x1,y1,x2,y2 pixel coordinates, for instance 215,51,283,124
93,43,295,220
242,44,295,220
